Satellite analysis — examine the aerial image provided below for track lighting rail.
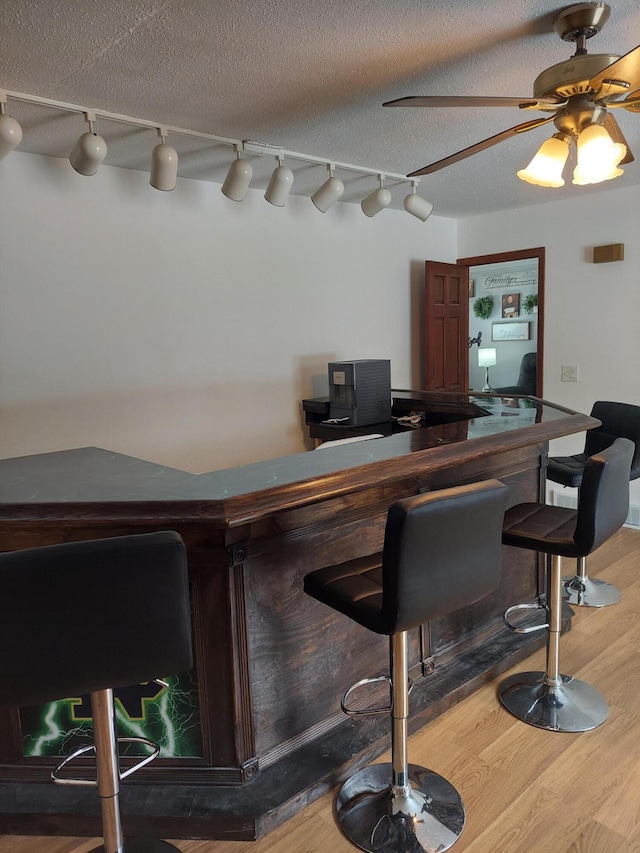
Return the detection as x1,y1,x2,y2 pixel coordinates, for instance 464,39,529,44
0,87,433,220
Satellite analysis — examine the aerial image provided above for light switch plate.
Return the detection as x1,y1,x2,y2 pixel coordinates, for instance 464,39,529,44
561,365,578,382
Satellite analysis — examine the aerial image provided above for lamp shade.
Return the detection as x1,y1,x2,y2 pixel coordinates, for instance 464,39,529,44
403,191,433,222
361,186,391,217
572,124,626,185
265,164,294,206
517,135,569,187
0,113,22,161
222,156,253,201
70,131,107,176
311,175,344,212
478,348,497,368
150,141,178,191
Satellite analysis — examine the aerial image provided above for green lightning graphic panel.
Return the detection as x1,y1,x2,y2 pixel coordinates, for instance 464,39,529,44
21,670,202,758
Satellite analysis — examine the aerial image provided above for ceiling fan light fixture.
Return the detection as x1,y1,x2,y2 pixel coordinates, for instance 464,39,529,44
572,123,626,185
517,134,570,188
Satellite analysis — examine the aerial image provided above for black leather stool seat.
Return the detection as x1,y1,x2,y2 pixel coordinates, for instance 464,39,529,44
0,531,192,709
502,503,579,557
305,554,384,632
546,454,591,488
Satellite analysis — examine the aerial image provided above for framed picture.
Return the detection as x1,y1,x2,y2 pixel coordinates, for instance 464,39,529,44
469,279,476,298
501,292,520,318
492,321,530,341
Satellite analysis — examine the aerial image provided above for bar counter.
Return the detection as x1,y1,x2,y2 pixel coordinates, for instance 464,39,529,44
0,392,597,840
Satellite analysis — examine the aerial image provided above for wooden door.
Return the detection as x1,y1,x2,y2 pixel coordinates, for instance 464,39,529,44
424,261,469,392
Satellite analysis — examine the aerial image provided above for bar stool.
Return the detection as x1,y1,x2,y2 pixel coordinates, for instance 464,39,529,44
548,400,640,607
304,479,508,853
0,531,193,853
500,437,633,732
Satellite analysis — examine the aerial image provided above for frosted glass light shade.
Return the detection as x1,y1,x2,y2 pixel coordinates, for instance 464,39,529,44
361,186,391,217
265,164,294,206
70,131,107,176
572,124,626,185
222,156,253,201
0,113,22,160
150,141,178,191
478,348,497,368
517,136,569,187
311,176,344,212
403,191,433,221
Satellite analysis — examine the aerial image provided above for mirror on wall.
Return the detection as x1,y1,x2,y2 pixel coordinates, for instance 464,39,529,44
459,248,545,398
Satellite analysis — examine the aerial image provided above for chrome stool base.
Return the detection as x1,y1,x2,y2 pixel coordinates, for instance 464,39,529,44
499,671,609,733
336,762,465,853
562,574,621,608
89,841,181,853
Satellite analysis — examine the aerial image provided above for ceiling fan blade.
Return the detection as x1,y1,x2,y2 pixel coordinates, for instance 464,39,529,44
604,114,634,165
589,44,640,95
407,116,555,177
384,95,563,110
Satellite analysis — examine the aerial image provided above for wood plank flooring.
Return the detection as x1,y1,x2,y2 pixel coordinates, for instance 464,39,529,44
2,527,639,852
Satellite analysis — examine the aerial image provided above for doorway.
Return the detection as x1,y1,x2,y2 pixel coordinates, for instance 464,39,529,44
458,248,545,398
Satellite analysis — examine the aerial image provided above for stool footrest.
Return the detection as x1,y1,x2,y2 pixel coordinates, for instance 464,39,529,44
503,602,548,634
52,737,160,786
341,675,414,716
341,676,391,716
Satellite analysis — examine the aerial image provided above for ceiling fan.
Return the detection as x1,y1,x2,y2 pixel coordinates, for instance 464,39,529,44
384,2,640,186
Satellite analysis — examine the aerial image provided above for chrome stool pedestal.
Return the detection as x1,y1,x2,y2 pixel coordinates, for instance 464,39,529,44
54,689,182,853
499,554,608,733
336,633,464,853
562,556,621,608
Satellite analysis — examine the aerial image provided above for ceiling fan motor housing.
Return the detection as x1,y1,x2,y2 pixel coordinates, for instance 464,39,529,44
533,53,621,99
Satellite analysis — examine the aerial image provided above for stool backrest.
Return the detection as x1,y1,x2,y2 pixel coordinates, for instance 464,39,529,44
381,480,508,633
574,437,634,556
585,401,640,481
0,531,192,709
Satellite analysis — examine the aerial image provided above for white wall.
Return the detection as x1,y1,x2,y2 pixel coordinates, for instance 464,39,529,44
459,184,640,506
0,152,457,473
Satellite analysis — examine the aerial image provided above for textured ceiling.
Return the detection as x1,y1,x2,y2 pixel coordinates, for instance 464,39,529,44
1,0,639,217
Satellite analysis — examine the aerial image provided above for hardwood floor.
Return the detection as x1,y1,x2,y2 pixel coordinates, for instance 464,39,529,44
2,528,639,853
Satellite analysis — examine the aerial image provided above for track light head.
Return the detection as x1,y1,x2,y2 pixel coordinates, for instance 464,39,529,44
361,175,391,217
403,182,433,221
265,157,294,206
150,128,178,191
70,113,107,176
222,146,253,201
0,101,22,161
311,164,344,212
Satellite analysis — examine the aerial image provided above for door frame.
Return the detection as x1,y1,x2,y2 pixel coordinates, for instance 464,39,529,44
457,247,545,398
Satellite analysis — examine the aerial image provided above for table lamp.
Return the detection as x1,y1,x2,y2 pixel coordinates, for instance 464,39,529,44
478,347,497,391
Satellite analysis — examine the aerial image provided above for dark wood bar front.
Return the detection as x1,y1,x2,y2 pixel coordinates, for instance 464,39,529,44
0,392,597,840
